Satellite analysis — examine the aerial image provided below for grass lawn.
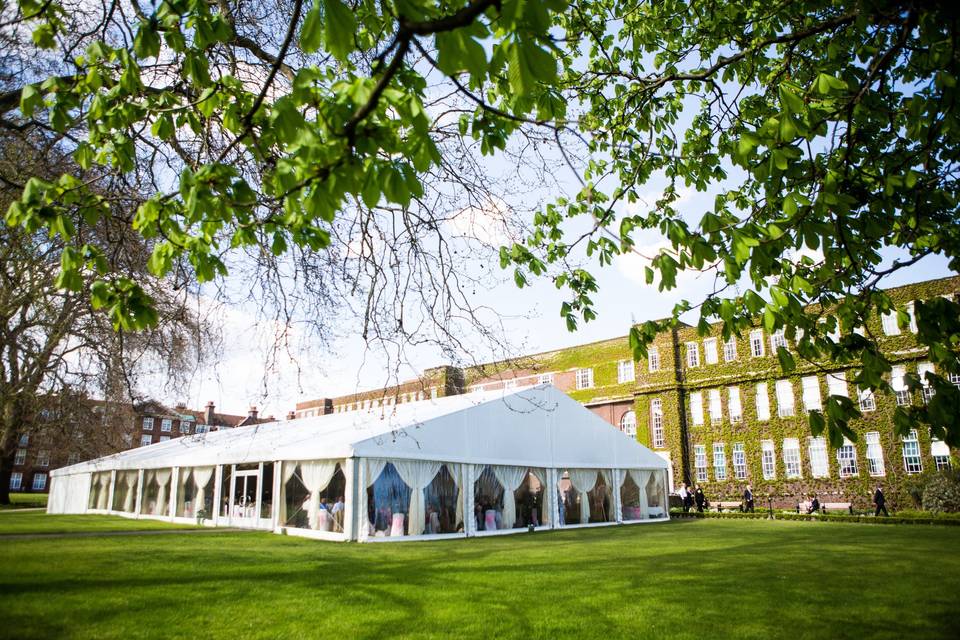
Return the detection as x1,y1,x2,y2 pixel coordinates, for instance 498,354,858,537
0,518,958,639
0,493,48,509
0,511,200,535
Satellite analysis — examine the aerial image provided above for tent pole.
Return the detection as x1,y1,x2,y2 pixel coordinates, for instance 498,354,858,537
343,458,356,541
169,467,179,521
134,469,144,518
271,460,282,532
212,465,222,527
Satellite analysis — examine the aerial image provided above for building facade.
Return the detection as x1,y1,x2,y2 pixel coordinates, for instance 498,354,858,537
297,276,959,510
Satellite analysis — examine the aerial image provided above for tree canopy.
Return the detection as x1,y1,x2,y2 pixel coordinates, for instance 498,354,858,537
3,0,960,446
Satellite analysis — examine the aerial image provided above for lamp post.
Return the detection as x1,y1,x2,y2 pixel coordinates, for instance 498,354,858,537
767,497,774,520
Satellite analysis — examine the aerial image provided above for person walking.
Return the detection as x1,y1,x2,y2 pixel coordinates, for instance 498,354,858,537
873,485,889,517
678,483,691,513
694,485,706,513
743,485,755,513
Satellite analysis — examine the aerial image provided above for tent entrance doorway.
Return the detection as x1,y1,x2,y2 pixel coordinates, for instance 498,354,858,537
224,463,272,529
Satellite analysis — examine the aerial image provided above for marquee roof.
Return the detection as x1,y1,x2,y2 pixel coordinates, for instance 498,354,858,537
52,384,668,475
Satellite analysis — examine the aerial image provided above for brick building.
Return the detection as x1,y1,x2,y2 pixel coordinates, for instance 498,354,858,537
295,275,959,510
10,399,271,494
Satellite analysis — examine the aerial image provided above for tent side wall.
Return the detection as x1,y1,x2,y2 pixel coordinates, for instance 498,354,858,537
47,472,92,514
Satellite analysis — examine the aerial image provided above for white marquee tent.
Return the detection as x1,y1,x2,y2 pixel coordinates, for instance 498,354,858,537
48,384,670,541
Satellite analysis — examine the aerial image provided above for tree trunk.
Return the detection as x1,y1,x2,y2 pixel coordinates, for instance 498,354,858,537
0,397,25,505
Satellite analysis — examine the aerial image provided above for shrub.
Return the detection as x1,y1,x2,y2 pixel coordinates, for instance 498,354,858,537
922,470,960,513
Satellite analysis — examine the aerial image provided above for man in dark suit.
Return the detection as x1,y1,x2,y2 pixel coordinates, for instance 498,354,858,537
873,485,889,517
743,485,754,513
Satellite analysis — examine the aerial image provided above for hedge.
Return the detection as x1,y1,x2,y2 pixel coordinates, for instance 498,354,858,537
669,509,960,526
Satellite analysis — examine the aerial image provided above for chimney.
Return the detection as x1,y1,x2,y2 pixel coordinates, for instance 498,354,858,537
286,410,296,420
248,406,259,420
204,401,215,425
175,402,186,410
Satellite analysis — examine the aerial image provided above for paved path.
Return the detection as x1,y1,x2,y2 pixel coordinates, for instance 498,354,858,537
0,527,248,541
0,507,46,513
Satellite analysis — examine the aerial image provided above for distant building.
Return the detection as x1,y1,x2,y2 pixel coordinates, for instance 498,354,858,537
295,275,958,510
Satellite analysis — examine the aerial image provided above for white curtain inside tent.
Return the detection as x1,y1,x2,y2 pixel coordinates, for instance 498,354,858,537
155,469,171,516
492,466,528,530
279,462,298,524
629,469,650,518
359,459,389,539
122,471,138,512
193,466,215,517
530,468,549,526
446,463,464,530
566,469,599,524
393,460,442,536
300,461,339,530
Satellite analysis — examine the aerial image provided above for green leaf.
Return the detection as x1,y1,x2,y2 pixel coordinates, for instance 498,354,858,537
20,84,42,118
300,5,324,53
324,0,356,61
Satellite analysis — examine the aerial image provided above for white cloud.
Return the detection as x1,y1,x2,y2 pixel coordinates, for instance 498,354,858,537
447,197,514,246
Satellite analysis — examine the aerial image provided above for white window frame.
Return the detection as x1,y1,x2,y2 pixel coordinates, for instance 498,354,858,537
918,362,936,403
503,379,517,390
723,337,737,362
907,301,918,333
576,368,594,390
713,442,727,480
704,338,719,365
618,360,635,384
32,473,46,491
159,435,170,442
826,372,848,398
651,399,665,448
14,449,26,466
160,418,172,432
36,450,49,468
647,347,660,372
755,383,770,421
689,391,704,426
686,342,701,368
801,376,822,412
733,443,747,479
783,438,802,479
750,329,765,357
769,329,787,353
807,437,829,478
140,435,153,447
881,310,900,336
708,389,723,424
9,472,22,490
775,379,795,418
858,386,876,412
837,441,859,478
694,445,708,482
727,386,742,424
865,431,886,476
902,429,923,474
619,411,637,438
538,373,554,385
142,417,154,431
932,439,952,471
761,440,776,479
179,420,190,434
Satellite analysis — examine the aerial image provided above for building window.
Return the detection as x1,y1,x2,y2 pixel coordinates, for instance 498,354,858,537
160,418,172,432
723,337,737,362
775,379,795,418
733,443,747,479
708,389,723,424
619,411,637,438
750,330,765,357
801,376,822,412
67,453,80,465
195,424,208,434
618,360,635,384
159,436,170,442
808,437,829,478
713,443,727,480
826,372,848,398
32,473,46,491
837,440,859,478
650,399,665,448
142,417,154,431
36,450,50,468
179,421,190,434
902,429,923,474
14,449,26,466
140,435,153,447
783,438,802,479
727,387,742,424
694,445,708,482
907,301,918,333
881,310,900,336
576,368,594,390
890,366,910,405
704,338,719,365
538,372,554,385
689,391,704,426
10,472,23,490
769,329,787,353
865,431,885,476
918,362,936,403
503,379,517,390
949,372,960,387
755,383,770,421
18,434,28,446
647,347,660,372
686,342,700,368
858,386,876,412
761,440,776,479
431,387,438,399
932,439,952,470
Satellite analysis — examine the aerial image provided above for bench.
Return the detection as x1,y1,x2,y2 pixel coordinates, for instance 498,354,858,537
797,500,820,514
715,501,743,513
820,502,853,515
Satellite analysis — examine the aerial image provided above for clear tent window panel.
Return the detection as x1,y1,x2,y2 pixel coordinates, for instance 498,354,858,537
367,462,412,537
142,469,173,516
423,464,460,534
281,462,346,532
557,469,610,525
